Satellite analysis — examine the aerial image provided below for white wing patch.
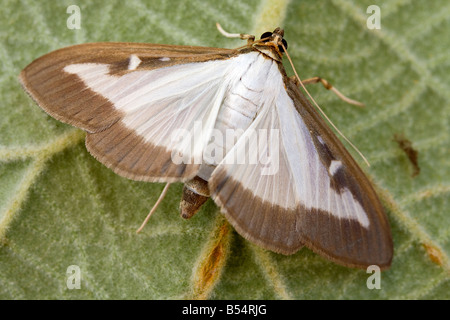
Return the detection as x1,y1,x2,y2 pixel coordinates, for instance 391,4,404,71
63,53,268,167
127,54,142,70
277,94,370,227
328,160,342,176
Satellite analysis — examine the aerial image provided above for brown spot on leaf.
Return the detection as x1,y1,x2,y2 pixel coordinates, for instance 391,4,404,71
423,243,444,266
191,217,231,300
394,134,420,177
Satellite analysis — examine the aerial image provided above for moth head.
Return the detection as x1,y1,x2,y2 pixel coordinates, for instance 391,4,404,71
259,28,287,51
254,27,288,61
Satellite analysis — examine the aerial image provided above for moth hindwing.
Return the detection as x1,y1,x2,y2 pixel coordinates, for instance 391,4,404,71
20,28,393,270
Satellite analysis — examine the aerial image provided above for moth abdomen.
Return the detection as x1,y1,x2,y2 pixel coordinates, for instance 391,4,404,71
180,176,210,219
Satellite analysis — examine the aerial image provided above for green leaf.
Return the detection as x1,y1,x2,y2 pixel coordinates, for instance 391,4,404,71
0,0,448,299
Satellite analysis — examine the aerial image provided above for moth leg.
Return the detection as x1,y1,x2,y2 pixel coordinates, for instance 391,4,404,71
216,23,255,45
291,76,365,107
136,183,171,233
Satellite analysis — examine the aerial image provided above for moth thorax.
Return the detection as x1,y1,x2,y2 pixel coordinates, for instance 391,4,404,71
179,176,210,219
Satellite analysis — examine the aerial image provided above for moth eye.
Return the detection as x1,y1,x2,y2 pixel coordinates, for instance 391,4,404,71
260,32,272,41
278,39,288,52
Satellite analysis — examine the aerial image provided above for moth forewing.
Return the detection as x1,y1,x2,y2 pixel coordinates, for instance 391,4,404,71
20,43,238,182
19,28,393,270
19,42,237,133
209,54,392,270
285,79,393,269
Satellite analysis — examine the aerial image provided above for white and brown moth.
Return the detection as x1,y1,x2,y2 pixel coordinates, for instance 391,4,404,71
19,25,393,270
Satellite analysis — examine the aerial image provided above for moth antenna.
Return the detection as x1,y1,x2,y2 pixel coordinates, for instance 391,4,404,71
136,183,171,233
280,42,371,167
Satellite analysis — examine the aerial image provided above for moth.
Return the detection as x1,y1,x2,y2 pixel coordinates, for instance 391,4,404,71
19,24,393,270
